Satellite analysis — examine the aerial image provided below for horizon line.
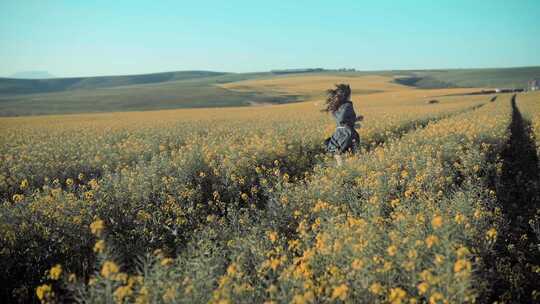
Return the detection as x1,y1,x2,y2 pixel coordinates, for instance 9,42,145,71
3,64,540,80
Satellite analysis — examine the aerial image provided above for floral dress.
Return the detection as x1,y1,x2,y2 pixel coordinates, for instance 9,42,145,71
324,101,360,154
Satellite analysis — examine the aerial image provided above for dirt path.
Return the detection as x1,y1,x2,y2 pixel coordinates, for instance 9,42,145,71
486,94,540,303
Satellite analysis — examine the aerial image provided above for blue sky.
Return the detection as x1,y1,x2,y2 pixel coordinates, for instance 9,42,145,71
1,0,539,77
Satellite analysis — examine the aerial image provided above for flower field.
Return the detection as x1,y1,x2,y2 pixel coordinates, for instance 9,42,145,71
1,90,539,303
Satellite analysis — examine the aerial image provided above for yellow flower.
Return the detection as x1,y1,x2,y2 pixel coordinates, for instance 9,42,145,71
241,193,249,201
485,227,497,242
404,189,414,198
66,178,74,186
351,259,364,270
473,209,482,219
269,258,281,271
431,215,443,229
417,282,429,295
94,240,106,253
268,231,278,243
101,261,119,279
36,284,53,301
454,213,465,224
49,264,62,280
226,263,238,276
390,198,400,208
90,219,105,235
84,190,94,200
407,249,418,259
369,282,383,295
160,258,174,267
429,292,444,304
89,179,99,190
434,254,445,265
454,259,471,275
456,246,470,258
12,194,24,203
114,285,133,303
331,284,349,301
387,245,398,256
388,287,407,304
425,235,439,249
20,179,29,190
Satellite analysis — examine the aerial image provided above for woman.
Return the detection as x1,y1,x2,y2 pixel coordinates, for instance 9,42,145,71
323,84,363,166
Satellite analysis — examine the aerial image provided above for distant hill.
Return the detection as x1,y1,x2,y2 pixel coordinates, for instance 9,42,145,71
1,66,539,117
393,66,540,89
0,71,228,95
0,71,300,116
8,71,55,79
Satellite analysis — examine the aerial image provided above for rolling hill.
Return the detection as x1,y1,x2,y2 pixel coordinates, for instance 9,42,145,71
0,67,538,116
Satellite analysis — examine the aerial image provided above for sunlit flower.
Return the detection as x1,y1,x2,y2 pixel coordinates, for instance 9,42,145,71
36,284,53,301
101,261,119,279
331,284,349,301
90,219,105,235
388,287,407,304
431,215,443,229
49,264,62,280
369,282,383,295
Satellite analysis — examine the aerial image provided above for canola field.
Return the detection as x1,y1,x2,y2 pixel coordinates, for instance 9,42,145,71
1,76,539,304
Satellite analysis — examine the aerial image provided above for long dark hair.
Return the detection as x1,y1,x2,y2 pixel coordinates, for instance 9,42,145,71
322,84,351,113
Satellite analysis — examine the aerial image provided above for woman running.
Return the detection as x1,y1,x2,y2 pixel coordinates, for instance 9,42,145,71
323,84,363,166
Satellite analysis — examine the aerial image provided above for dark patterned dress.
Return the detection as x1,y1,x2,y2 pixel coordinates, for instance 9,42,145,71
324,101,360,154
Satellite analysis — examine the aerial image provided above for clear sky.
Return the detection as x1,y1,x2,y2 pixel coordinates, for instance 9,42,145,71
1,0,539,77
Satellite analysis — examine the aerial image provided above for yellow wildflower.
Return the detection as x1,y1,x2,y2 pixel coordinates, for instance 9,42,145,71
417,282,429,295
429,292,444,304
388,287,407,304
268,231,278,243
114,285,133,303
454,259,471,273
20,179,29,190
161,258,174,267
454,213,465,224
101,261,119,279
241,193,249,201
369,282,383,295
486,227,497,242
94,240,106,253
90,219,105,235
456,246,470,258
12,194,24,203
351,259,364,270
431,215,443,229
36,284,53,301
425,235,439,249
387,245,398,257
331,284,349,301
49,264,62,280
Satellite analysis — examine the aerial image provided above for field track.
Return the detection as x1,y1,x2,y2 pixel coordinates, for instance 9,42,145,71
483,95,540,302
